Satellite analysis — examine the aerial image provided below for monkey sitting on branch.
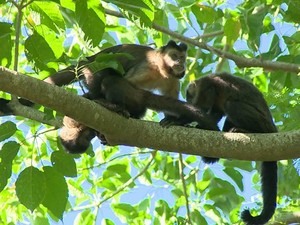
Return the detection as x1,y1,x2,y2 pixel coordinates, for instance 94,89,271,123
186,72,278,225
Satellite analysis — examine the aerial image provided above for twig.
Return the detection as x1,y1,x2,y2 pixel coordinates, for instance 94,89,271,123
179,153,192,225
104,8,300,74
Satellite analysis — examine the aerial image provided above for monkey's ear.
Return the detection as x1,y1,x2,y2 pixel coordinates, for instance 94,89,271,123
179,43,188,51
166,40,177,47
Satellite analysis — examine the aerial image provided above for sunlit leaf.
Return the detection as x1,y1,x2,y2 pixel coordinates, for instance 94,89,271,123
0,141,19,191
30,1,65,32
16,166,46,211
0,121,17,142
51,151,77,177
41,166,68,219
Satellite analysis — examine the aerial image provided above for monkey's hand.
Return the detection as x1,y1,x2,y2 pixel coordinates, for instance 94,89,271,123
93,99,130,118
159,116,189,128
97,133,108,145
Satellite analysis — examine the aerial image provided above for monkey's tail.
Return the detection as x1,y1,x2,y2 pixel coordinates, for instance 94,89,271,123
241,161,277,225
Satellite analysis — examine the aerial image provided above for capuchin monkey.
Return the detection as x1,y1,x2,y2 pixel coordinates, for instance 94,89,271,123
186,72,277,225
44,40,187,101
0,40,187,115
61,68,219,154
0,41,193,151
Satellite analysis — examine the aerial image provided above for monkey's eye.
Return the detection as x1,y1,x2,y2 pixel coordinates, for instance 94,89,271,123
170,53,179,60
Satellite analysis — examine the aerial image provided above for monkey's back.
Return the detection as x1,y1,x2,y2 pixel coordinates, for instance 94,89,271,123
87,44,154,73
211,72,277,133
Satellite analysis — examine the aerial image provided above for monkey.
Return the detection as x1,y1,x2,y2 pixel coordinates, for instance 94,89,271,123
186,72,277,225
44,40,187,100
0,40,187,124
60,67,219,154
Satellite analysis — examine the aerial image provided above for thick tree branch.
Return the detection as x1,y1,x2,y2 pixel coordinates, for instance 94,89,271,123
1,67,300,161
104,8,300,74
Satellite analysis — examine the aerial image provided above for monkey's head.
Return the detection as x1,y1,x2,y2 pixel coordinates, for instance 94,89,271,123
160,40,188,78
186,77,216,114
60,116,97,154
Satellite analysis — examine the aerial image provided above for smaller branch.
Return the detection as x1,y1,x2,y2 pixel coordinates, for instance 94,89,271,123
198,30,224,39
179,153,192,224
3,102,62,128
22,0,34,9
104,8,300,74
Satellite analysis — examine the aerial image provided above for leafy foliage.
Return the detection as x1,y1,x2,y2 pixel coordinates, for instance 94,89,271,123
0,0,299,224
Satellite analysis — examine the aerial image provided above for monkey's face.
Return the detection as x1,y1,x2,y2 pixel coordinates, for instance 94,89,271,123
186,79,215,114
163,49,187,78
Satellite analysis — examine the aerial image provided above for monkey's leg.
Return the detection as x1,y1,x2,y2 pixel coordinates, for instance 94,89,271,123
93,98,130,118
224,100,276,133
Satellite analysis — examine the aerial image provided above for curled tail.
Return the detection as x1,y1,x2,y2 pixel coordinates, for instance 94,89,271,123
241,161,277,225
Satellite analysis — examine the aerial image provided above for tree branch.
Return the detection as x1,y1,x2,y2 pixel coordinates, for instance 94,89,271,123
104,8,300,74
0,66,300,161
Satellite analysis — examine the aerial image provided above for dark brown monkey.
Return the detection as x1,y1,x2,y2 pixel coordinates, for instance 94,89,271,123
186,72,277,225
0,41,187,116
60,68,219,154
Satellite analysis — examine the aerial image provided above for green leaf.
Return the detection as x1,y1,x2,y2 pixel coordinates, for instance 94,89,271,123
223,167,244,191
51,151,77,177
16,166,46,211
206,178,243,214
74,209,96,225
286,1,300,23
112,203,138,220
75,0,105,47
25,32,56,64
0,22,12,66
0,141,20,192
191,209,208,225
102,219,115,225
0,121,17,142
191,5,221,24
34,25,64,59
246,8,268,47
30,1,65,32
42,166,68,219
0,141,19,162
106,0,154,27
224,17,241,45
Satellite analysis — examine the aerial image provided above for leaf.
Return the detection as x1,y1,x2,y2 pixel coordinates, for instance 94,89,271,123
285,1,300,23
30,1,65,32
106,0,154,27
16,166,46,211
0,141,19,162
74,209,96,225
246,8,268,47
0,22,12,66
223,167,244,191
75,0,105,47
224,17,241,45
0,141,20,191
41,166,68,219
112,203,138,220
0,121,17,142
191,4,221,24
51,151,77,177
25,32,56,64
